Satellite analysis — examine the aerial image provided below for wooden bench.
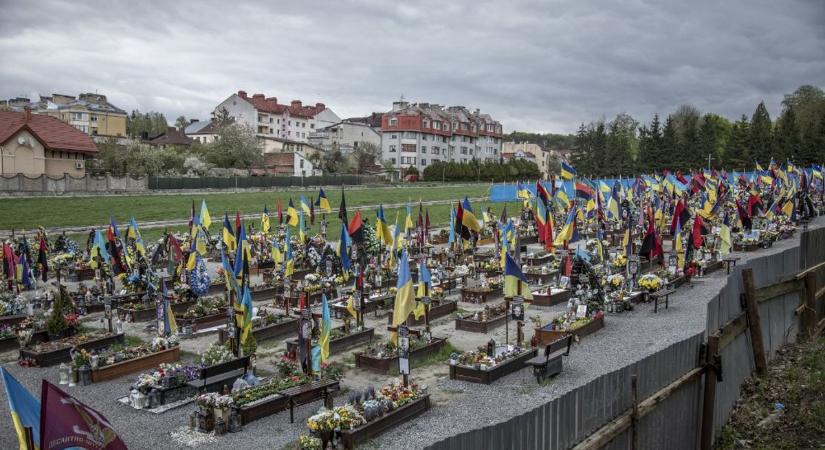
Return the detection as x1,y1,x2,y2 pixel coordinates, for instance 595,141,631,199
722,256,741,274
650,288,676,313
187,356,250,393
525,335,573,383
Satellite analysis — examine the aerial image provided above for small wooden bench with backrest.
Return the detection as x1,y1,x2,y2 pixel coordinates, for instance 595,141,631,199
526,334,573,383
187,356,250,393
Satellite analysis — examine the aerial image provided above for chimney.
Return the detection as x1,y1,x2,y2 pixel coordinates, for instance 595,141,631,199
291,100,302,108
24,107,31,122
315,102,325,110
252,94,265,99
266,97,278,103
237,90,247,98
190,119,199,124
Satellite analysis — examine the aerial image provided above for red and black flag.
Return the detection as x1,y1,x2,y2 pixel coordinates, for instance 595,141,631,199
338,189,348,225
348,210,364,244
309,196,315,225
639,206,663,263
38,236,49,282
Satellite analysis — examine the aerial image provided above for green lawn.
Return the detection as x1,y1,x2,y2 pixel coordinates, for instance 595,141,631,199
64,199,522,244
0,184,494,231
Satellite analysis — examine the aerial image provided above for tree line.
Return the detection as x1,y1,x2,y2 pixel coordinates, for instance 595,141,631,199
422,159,541,182
570,85,825,177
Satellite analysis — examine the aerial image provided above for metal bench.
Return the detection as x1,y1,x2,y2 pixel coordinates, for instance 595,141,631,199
525,335,573,383
650,288,676,313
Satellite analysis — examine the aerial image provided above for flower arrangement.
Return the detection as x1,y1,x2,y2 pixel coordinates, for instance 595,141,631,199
454,345,525,369
307,409,338,433
0,324,15,339
638,274,662,292
298,434,322,450
612,254,627,269
194,392,234,409
150,335,179,351
334,404,366,430
71,348,92,369
200,343,234,366
607,274,624,289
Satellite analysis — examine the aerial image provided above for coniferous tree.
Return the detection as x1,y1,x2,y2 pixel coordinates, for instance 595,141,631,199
697,115,720,169
637,125,652,174
773,107,801,163
749,101,773,165
648,114,664,173
725,115,751,170
661,115,678,171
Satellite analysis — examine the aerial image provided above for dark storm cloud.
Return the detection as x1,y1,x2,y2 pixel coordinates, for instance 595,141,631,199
1,0,823,132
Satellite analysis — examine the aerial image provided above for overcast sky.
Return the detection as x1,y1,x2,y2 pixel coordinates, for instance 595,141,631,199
1,0,823,133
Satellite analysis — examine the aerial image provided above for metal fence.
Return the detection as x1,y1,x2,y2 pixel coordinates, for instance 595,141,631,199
426,226,825,450
147,174,381,190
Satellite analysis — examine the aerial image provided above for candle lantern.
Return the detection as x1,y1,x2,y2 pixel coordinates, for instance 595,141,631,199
228,409,243,433
148,389,161,409
214,418,227,436
58,363,70,385
78,366,92,386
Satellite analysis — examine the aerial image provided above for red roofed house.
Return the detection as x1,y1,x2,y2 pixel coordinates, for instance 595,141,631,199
0,109,97,176
213,90,341,143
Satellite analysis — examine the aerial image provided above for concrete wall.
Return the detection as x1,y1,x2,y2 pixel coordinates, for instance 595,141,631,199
0,173,148,195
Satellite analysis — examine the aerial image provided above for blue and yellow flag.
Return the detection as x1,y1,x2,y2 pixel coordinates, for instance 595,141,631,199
461,197,481,232
222,213,236,253
376,205,392,245
286,199,299,227
300,195,312,216
1,367,41,450
338,223,351,272
390,249,416,343
128,217,146,257
504,252,533,300
285,227,295,277
319,294,332,362
200,200,212,230
561,161,576,180
261,205,271,234
240,284,253,344
316,188,332,213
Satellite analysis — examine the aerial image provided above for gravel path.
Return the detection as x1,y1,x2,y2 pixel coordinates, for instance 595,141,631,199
0,218,819,450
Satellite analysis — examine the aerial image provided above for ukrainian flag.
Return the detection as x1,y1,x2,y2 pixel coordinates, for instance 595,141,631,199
1,367,41,450
560,161,577,180
300,195,312,216
261,206,271,234
285,227,295,277
239,284,253,344
390,249,416,343
89,229,110,268
555,188,570,210
504,252,533,300
376,205,392,245
286,199,299,227
129,217,146,257
319,294,331,361
222,213,236,253
553,204,578,246
316,188,332,213
220,249,239,296
271,238,283,265
338,224,351,272
461,197,481,232
404,202,414,233
200,200,212,230
517,181,532,199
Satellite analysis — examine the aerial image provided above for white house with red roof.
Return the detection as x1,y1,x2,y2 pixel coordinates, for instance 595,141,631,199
214,90,340,143
0,109,97,176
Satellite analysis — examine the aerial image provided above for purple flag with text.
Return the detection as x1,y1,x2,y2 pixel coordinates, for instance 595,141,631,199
40,380,127,450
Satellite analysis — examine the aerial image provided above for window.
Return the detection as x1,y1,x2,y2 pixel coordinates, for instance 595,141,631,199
391,157,396,164
90,114,97,122
288,131,291,136
71,112,83,121
422,134,427,141
389,145,397,152
391,134,397,139
433,121,440,130
432,158,439,163
288,121,292,126
310,123,314,128
300,159,304,168
402,144,416,153
461,146,467,155
432,147,439,155
421,158,427,165
389,118,397,126
421,146,427,153
270,118,273,123
406,132,416,139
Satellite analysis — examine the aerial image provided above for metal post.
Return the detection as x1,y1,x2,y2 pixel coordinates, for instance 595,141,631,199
631,374,638,450
802,272,817,340
742,268,768,375
700,334,719,450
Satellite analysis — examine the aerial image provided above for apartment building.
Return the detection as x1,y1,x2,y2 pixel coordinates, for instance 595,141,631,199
214,91,340,143
308,120,381,153
1,93,127,138
502,141,553,178
379,101,503,176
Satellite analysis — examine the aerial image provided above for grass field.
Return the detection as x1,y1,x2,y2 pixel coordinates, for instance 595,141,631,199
0,184,492,231
0,185,525,244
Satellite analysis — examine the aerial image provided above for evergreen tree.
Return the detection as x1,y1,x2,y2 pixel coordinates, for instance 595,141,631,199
725,115,751,170
661,115,678,171
648,114,664,173
679,113,701,170
637,124,652,174
773,107,801,163
799,112,825,166
749,101,773,165
571,123,592,175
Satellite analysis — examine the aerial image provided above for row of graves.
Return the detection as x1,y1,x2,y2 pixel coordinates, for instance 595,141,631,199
2,166,822,449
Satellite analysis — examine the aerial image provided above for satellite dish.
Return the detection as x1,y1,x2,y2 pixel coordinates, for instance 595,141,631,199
17,136,30,147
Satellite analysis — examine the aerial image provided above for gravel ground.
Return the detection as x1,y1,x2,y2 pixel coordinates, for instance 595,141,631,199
0,218,820,449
